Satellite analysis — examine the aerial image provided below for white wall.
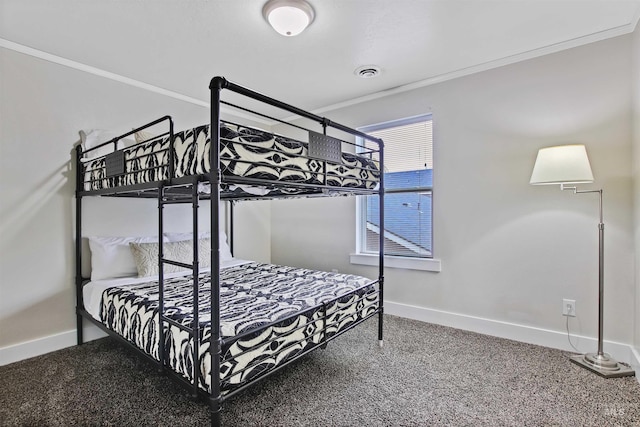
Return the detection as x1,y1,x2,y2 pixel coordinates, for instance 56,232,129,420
632,24,640,364
0,47,271,353
1,31,637,365
272,35,635,348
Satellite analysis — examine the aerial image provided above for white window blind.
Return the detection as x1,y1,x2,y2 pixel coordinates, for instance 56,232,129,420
367,120,433,172
359,114,433,258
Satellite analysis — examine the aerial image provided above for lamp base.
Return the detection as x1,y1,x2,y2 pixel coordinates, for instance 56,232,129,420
570,353,635,378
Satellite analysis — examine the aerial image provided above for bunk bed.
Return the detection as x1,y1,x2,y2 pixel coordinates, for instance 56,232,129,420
75,76,385,426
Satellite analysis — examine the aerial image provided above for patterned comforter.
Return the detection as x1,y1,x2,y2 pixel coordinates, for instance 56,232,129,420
99,262,379,394
82,121,380,193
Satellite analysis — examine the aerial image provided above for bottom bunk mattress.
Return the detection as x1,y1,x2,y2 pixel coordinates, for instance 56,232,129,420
84,261,379,396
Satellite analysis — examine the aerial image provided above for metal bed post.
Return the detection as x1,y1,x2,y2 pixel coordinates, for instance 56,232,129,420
158,185,166,372
168,119,175,180
75,145,84,345
209,76,225,427
191,177,201,398
229,202,234,256
321,120,328,186
158,117,175,372
377,142,385,348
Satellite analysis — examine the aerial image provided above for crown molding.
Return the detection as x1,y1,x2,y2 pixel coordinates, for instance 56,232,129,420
292,20,639,121
3,13,638,127
0,38,272,126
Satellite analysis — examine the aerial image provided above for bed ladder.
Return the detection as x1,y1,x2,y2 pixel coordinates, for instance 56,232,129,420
157,179,202,399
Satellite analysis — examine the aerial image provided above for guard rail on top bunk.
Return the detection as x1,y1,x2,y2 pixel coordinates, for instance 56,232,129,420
74,76,385,427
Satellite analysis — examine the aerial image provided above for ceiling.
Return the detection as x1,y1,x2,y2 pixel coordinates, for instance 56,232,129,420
2,0,640,118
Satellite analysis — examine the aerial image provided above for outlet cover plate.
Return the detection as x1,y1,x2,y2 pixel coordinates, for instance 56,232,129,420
563,299,576,317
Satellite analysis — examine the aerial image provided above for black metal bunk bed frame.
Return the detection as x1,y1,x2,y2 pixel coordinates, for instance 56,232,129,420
74,76,385,426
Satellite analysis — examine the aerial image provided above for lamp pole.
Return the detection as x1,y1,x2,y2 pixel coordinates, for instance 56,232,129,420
561,186,633,377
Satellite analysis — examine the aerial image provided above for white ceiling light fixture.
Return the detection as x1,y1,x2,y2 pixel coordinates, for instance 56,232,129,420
263,0,315,37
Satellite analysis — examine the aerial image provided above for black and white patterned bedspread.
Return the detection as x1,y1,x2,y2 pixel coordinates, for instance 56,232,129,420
99,262,379,394
83,121,380,192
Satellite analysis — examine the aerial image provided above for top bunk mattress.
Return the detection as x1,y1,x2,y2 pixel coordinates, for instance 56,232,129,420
81,121,380,194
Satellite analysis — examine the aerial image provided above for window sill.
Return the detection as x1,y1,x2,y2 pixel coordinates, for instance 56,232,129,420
349,253,441,272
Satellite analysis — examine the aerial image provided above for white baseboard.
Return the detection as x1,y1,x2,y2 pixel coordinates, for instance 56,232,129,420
385,301,635,367
0,324,107,366
631,346,640,385
2,303,637,376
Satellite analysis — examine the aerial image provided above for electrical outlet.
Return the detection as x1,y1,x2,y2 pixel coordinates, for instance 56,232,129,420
563,299,576,317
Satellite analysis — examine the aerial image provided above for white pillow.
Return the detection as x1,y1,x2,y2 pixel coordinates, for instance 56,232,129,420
164,230,233,261
80,129,135,160
88,235,166,281
134,129,156,144
129,238,212,277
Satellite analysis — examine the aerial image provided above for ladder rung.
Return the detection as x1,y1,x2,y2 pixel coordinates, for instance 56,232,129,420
161,198,192,205
161,315,193,333
162,258,194,269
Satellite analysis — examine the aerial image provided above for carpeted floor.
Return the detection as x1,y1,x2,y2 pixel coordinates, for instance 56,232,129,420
1,315,639,426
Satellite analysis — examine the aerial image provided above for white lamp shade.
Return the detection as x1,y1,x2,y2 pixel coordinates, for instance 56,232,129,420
263,0,315,36
530,144,594,185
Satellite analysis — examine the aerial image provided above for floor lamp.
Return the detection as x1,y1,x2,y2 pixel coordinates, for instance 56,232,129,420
530,144,634,378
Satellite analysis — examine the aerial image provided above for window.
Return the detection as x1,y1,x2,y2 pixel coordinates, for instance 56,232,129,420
357,114,433,259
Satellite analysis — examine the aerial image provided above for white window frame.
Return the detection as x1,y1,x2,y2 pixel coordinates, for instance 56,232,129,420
350,114,441,272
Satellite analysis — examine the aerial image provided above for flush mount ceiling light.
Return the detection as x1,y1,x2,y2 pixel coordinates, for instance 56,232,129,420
263,0,315,37
354,65,381,79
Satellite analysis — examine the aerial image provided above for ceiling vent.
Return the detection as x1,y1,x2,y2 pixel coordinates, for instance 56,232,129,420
355,65,381,79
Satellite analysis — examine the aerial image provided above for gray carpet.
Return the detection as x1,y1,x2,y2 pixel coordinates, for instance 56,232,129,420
1,315,639,426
